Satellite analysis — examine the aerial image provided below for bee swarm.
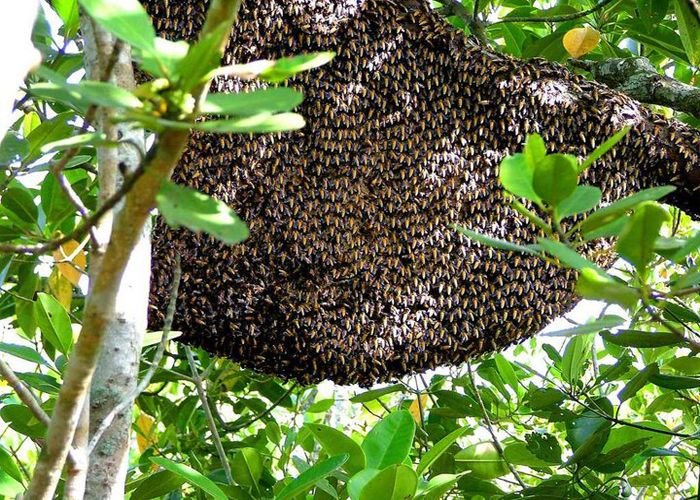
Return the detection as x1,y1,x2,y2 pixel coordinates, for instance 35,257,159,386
143,0,700,385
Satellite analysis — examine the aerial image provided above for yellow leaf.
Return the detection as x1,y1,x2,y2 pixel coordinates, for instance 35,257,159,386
136,413,156,453
48,268,72,310
409,394,429,423
52,240,87,287
563,26,600,59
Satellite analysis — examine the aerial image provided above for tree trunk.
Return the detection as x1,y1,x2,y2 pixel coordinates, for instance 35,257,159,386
81,16,149,500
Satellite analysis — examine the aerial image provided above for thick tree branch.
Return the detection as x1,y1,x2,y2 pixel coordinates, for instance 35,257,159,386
495,0,614,24
572,57,700,119
24,1,243,497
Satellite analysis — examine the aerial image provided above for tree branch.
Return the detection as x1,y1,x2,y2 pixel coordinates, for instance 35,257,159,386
466,361,526,489
571,57,700,119
24,1,243,497
0,359,50,428
185,346,233,485
494,0,614,24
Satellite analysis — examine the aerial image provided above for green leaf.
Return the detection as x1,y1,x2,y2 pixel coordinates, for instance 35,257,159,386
150,457,227,500
416,425,470,475
34,81,142,112
527,387,566,410
565,400,613,465
561,334,594,383
144,113,306,134
579,127,631,172
589,438,650,472
156,181,249,245
175,26,227,91
532,153,579,206
618,363,659,402
544,315,625,337
0,132,29,164
674,0,700,65
0,343,52,369
33,293,73,355
350,384,404,403
649,373,700,389
601,330,682,348
453,225,537,255
504,442,557,467
131,470,186,500
526,432,562,464
355,464,418,500
306,423,366,475
347,469,380,500
524,134,547,168
0,445,23,484
52,0,80,38
2,187,38,225
0,470,23,498
605,423,671,454
260,52,336,82
201,88,305,117
454,442,509,479
616,202,670,273
230,448,263,487
670,230,700,263
415,474,461,500
493,354,519,394
41,132,110,154
580,186,675,235
576,268,639,310
26,112,75,162
78,0,156,53
666,356,700,375
557,186,602,219
537,238,603,272
362,410,416,469
498,153,541,204
138,38,190,79
276,454,348,500
40,174,77,226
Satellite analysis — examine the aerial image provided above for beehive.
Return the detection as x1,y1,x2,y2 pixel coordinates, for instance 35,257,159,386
143,0,700,385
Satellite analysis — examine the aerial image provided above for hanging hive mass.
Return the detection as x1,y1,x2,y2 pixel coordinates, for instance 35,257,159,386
143,0,700,386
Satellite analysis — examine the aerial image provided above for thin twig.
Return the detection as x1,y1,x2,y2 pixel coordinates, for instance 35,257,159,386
0,358,50,427
0,358,80,467
87,255,182,454
226,383,298,432
0,149,151,256
466,361,526,489
185,345,233,485
494,0,615,24
514,361,697,439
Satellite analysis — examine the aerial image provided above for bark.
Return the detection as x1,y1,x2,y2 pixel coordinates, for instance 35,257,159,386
80,16,149,500
574,57,700,119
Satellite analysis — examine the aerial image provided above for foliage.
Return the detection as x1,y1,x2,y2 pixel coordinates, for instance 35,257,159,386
0,0,699,498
